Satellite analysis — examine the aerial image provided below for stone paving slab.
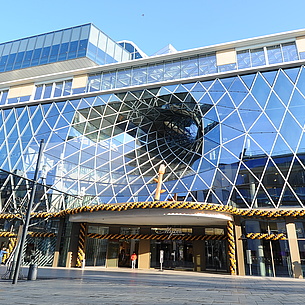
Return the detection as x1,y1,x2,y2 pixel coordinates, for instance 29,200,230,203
0,266,305,304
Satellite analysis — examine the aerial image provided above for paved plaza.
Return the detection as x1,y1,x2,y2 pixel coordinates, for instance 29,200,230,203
0,265,304,304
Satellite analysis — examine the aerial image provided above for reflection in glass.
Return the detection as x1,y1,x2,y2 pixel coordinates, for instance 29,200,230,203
267,45,283,64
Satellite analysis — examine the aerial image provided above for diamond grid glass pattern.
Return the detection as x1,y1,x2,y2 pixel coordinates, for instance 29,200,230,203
3,66,305,213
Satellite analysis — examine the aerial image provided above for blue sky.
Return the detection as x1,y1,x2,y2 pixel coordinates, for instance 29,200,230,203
2,0,305,55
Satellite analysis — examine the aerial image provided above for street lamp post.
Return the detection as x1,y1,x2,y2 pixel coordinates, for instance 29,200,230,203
12,139,45,284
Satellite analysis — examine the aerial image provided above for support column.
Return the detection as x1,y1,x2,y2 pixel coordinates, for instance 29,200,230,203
138,239,150,269
193,227,205,271
227,220,236,275
68,222,85,268
76,223,87,268
249,175,258,208
52,217,65,267
138,227,150,269
286,218,303,278
193,240,205,271
234,216,245,276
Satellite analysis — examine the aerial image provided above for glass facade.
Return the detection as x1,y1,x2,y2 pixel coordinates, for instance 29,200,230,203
2,24,305,277
2,65,305,211
242,219,291,277
85,42,298,95
86,53,217,92
118,41,145,60
0,24,130,73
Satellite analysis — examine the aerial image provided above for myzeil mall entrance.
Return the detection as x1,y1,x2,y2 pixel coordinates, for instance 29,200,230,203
82,225,229,272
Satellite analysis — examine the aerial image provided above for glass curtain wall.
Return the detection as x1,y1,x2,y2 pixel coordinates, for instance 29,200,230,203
85,225,109,266
242,219,292,277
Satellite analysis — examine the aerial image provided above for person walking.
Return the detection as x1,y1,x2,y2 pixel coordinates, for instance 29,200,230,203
0,247,8,264
131,252,137,269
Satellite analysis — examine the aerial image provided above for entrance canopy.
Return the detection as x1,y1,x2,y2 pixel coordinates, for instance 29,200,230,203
69,208,233,226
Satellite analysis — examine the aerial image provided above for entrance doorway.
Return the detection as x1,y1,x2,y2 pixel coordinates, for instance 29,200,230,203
85,238,107,266
205,240,228,272
150,240,194,270
118,240,139,268
242,219,292,277
85,225,108,266
244,239,292,277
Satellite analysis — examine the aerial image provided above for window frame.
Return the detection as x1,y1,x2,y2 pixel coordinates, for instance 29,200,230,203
33,78,73,100
237,41,299,69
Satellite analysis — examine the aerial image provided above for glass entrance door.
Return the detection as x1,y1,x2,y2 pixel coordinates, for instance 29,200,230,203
205,240,228,272
85,225,108,267
242,220,292,277
85,237,107,266
151,240,194,270
118,240,139,267
245,239,291,277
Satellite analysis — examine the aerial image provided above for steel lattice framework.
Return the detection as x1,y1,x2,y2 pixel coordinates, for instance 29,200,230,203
1,66,305,213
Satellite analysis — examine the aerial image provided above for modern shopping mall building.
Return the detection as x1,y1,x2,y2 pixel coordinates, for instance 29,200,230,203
1,24,305,278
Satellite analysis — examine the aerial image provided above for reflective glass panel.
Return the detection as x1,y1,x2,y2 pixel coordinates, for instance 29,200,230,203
31,49,42,66
5,53,16,71
199,54,217,75
218,63,236,72
131,66,147,86
58,43,69,61
267,45,283,64
102,72,115,90
147,63,164,83
63,80,72,96
282,42,298,62
87,74,101,91
22,50,33,68
250,48,266,67
180,57,199,78
237,50,250,69
68,41,78,59
40,47,51,64
54,82,63,97
43,84,52,99
164,61,181,81
116,69,131,88
49,44,60,62
77,39,88,57
0,56,7,72
0,90,8,104
34,85,43,100
14,52,25,69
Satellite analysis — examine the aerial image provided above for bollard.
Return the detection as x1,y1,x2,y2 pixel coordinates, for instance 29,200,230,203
27,263,38,280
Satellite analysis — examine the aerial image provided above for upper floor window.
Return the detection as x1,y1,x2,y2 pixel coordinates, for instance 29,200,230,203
237,48,266,69
267,42,298,64
237,42,298,69
34,79,72,100
86,53,217,93
0,89,8,105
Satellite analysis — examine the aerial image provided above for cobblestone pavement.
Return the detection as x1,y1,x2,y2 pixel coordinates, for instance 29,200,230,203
0,266,304,304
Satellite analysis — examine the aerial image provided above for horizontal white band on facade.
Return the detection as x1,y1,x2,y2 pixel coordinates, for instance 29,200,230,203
69,208,233,226
1,58,305,111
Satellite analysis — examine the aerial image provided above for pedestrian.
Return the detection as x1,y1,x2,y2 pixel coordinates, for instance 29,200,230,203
131,252,137,269
0,247,8,264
